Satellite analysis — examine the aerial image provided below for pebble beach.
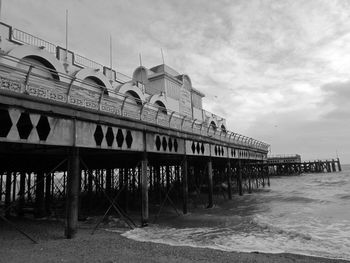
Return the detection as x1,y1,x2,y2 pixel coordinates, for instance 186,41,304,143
0,218,349,263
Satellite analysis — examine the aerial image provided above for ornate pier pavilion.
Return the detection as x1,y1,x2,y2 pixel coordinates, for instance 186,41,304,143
0,22,269,239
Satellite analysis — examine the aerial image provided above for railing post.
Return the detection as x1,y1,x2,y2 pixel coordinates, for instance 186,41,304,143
155,108,161,125
23,65,33,94
191,119,197,133
66,77,76,101
120,96,128,116
139,103,146,121
181,116,187,131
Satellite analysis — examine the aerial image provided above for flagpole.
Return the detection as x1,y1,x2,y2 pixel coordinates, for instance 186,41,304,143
65,10,68,59
160,48,165,65
63,9,69,72
109,35,113,69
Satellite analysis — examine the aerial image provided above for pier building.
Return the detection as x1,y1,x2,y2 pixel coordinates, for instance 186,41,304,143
0,21,270,240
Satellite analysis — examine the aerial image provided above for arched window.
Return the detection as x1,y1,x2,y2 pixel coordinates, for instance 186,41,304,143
82,76,108,95
125,90,142,105
210,121,217,131
221,124,227,133
154,100,167,114
19,55,59,80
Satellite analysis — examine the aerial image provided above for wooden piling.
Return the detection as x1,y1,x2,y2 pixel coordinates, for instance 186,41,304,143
337,158,342,172
65,147,80,239
207,158,213,208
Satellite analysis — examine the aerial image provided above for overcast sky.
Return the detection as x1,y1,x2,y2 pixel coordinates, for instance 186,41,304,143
2,0,350,163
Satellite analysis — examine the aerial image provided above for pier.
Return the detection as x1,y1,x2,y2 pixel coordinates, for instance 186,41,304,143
268,155,342,175
0,22,270,240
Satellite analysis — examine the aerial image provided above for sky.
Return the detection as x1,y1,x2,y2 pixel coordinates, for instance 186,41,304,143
2,0,350,163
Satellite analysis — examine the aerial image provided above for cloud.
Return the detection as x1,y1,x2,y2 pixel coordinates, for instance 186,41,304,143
3,0,350,162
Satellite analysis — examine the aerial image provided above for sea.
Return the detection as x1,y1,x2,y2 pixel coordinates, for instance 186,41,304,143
122,164,350,261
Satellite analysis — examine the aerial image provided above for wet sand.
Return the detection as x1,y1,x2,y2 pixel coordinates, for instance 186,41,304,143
0,218,349,263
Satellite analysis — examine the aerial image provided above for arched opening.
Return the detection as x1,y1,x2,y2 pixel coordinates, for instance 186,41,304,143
154,100,167,114
19,55,59,80
221,124,227,133
82,76,108,95
125,90,142,105
210,121,217,131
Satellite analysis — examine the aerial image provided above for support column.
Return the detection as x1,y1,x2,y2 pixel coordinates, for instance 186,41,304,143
248,168,252,194
27,172,31,201
18,171,26,217
166,166,170,193
141,153,149,226
337,158,342,172
207,158,213,208
5,171,12,218
106,168,112,198
0,173,3,202
45,173,52,216
182,156,188,214
35,171,45,218
331,160,336,172
12,172,16,204
65,148,80,239
226,160,232,200
237,161,243,196
123,168,129,212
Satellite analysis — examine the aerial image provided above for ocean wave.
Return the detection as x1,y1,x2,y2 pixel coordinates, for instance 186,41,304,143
251,215,313,241
121,224,350,261
336,194,350,200
278,196,317,203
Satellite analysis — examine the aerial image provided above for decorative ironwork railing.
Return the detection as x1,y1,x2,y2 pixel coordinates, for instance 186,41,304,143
0,54,270,152
74,54,104,71
11,28,57,54
11,27,133,82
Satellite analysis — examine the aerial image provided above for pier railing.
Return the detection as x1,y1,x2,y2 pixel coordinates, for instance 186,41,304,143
10,27,132,83
11,28,57,54
0,54,269,151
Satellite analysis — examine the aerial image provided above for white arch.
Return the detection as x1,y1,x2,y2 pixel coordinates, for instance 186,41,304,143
207,118,218,129
149,94,169,110
182,74,192,88
117,82,146,102
73,68,112,94
4,45,65,80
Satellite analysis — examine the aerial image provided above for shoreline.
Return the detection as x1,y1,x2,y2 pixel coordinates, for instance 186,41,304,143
0,218,349,263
